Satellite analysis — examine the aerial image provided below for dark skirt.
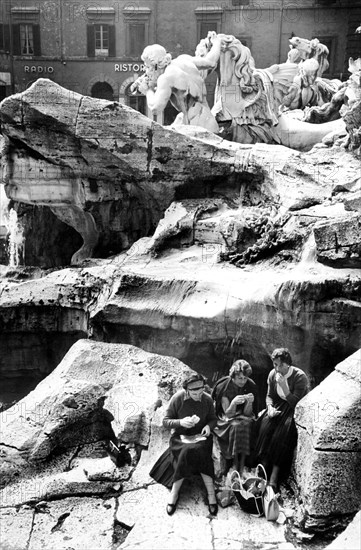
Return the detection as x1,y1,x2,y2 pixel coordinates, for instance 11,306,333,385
149,434,214,488
213,415,253,458
255,400,297,473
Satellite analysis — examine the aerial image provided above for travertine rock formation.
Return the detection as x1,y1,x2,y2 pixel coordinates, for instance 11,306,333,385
0,339,192,484
0,79,359,267
294,350,361,531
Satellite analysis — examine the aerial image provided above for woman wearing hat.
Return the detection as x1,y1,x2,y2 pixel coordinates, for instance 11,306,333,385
150,373,218,516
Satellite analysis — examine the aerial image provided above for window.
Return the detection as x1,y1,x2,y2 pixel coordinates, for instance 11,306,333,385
127,90,147,116
11,5,40,56
129,23,145,57
235,36,252,50
12,24,41,56
0,24,10,52
87,25,115,57
123,7,151,58
199,22,219,42
195,6,223,44
95,24,109,56
314,36,337,75
20,24,33,55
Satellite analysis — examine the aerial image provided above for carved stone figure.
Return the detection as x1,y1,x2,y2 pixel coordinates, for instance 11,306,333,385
199,33,344,150
283,36,342,111
131,33,222,133
209,34,299,143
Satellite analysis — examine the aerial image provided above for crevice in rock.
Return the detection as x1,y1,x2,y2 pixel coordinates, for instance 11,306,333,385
146,127,153,173
65,445,82,471
0,442,22,451
50,511,71,532
25,507,36,550
74,96,84,137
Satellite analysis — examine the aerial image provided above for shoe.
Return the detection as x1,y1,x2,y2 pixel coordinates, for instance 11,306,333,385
208,503,218,516
166,500,178,516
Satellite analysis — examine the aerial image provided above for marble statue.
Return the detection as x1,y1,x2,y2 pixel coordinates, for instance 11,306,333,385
132,32,344,151
131,33,223,133
282,36,342,111
204,33,344,150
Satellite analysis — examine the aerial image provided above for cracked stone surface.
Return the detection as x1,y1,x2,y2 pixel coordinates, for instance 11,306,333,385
27,496,116,550
0,506,35,550
117,482,293,550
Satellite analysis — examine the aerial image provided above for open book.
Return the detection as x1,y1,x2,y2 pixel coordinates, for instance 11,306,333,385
180,434,207,444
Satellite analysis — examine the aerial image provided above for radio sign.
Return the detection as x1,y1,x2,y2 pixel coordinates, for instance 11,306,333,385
114,63,145,72
24,66,54,73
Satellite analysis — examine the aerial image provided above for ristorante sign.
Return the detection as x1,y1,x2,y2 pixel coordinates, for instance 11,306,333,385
114,63,145,72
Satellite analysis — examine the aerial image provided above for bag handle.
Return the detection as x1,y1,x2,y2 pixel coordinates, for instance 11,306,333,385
230,470,243,492
256,463,268,484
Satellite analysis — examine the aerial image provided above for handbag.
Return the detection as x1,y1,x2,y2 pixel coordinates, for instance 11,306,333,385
263,484,280,521
230,464,267,517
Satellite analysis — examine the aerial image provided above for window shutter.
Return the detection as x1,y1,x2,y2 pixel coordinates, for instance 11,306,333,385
33,25,41,56
87,25,95,57
4,24,10,52
108,25,115,57
12,24,21,55
0,25,3,50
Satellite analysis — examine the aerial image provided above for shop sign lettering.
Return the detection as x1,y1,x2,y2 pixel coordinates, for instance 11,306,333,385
114,63,145,72
24,66,54,73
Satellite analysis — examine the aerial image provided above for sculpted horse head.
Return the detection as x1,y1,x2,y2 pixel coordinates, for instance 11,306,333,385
289,36,329,77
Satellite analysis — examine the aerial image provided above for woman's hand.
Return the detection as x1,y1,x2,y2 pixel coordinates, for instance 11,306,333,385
180,416,195,429
232,395,246,406
246,393,254,403
201,425,211,437
268,405,281,418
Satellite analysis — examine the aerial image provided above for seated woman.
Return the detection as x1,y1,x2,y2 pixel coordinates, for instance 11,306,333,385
255,348,309,491
212,360,258,476
150,373,218,516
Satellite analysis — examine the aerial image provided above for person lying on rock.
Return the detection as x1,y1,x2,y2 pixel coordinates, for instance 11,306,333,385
254,348,309,491
212,360,259,477
150,373,218,516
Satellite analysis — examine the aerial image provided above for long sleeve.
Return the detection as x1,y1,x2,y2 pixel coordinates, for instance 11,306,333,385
285,369,309,408
249,380,259,416
265,371,277,407
163,392,182,429
204,394,217,430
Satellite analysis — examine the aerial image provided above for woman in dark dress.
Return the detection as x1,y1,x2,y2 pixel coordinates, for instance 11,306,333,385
151,373,218,516
213,360,258,476
255,348,309,490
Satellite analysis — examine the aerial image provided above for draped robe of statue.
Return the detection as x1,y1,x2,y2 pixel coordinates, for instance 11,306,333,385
205,34,345,150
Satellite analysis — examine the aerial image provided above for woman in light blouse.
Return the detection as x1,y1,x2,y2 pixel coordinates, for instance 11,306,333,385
255,348,309,490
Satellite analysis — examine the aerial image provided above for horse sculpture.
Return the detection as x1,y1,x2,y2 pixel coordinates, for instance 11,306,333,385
197,33,346,151
282,36,342,110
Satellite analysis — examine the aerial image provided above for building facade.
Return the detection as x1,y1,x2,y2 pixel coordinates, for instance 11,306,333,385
0,0,360,119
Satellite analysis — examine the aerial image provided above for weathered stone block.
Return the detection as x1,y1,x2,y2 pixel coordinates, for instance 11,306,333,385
294,350,361,528
313,214,361,267
296,433,361,519
344,190,361,213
